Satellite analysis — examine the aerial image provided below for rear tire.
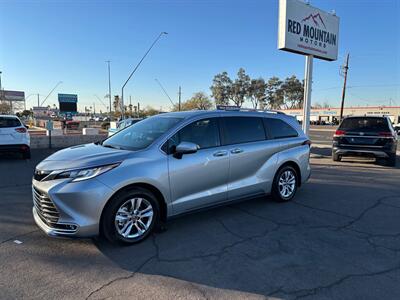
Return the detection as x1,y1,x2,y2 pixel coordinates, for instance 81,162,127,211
387,154,397,167
101,187,160,245
271,165,298,202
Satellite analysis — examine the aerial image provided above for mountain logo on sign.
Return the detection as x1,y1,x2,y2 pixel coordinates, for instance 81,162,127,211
302,13,326,28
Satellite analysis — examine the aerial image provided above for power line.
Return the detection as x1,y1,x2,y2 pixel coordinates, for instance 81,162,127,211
154,78,176,107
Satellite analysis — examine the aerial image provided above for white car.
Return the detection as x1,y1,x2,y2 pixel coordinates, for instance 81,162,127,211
0,115,31,159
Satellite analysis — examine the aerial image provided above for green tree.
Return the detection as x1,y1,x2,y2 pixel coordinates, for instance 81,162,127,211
231,68,250,107
281,75,304,109
174,92,213,111
247,78,267,109
266,77,284,109
21,110,33,117
210,71,232,106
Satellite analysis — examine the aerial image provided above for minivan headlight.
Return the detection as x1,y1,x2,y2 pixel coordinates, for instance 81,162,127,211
54,163,120,182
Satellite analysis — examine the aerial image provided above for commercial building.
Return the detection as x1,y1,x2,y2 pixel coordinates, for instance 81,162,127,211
281,106,400,124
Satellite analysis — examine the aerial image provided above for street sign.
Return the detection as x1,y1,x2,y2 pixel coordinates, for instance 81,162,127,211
46,120,53,131
278,0,340,61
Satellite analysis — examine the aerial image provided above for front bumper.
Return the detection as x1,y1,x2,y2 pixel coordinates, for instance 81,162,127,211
32,177,115,238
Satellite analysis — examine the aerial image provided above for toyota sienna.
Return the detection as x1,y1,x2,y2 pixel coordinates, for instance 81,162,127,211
32,109,311,244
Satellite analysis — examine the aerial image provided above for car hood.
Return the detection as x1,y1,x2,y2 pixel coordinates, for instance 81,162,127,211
36,143,131,171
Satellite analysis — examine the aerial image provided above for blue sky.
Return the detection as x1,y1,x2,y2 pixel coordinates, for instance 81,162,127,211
1,0,399,111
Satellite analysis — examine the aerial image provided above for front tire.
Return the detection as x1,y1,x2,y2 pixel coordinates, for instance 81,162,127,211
332,152,341,162
271,165,298,202
102,187,160,245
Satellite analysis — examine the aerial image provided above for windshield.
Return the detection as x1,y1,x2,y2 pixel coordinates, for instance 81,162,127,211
103,116,182,150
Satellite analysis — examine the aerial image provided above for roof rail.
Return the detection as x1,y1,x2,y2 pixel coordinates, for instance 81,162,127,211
216,105,286,115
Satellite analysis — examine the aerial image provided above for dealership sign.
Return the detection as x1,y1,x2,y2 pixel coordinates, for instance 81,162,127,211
58,93,78,103
3,90,25,101
278,0,339,61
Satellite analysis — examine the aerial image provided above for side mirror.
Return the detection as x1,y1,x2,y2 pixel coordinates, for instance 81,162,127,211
173,141,199,159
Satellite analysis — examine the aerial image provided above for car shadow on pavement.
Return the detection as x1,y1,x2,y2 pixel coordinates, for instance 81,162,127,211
93,169,400,299
311,146,400,169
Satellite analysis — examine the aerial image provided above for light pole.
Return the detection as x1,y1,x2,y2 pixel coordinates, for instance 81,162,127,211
40,81,63,106
121,31,168,119
106,60,112,115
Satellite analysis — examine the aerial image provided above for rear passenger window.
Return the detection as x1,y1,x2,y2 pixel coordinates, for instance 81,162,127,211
264,118,298,139
222,117,266,145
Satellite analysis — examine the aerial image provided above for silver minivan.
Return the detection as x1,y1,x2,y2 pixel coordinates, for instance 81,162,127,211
32,110,311,244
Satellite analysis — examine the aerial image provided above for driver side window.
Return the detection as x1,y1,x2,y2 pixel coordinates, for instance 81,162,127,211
165,118,220,154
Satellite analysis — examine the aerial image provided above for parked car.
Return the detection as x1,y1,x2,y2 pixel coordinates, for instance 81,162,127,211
0,115,31,159
394,123,400,134
332,116,398,166
107,117,142,136
32,110,311,244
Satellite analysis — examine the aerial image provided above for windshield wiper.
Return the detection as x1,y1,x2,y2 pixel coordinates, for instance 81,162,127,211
102,144,121,150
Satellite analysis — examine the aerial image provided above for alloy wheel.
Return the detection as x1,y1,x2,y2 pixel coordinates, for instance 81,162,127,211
114,197,154,239
278,170,296,198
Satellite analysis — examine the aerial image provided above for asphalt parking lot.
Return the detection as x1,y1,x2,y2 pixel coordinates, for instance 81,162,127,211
1,148,400,300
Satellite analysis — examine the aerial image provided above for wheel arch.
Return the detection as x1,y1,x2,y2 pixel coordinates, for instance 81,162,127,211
99,182,168,235
276,160,302,187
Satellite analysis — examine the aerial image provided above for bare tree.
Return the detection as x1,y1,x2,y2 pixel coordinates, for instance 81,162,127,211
173,92,213,111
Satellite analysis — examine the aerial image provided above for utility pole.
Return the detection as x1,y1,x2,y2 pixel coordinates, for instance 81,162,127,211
178,86,181,111
37,94,40,107
106,60,112,115
137,102,140,118
0,71,3,102
339,53,350,121
93,103,96,115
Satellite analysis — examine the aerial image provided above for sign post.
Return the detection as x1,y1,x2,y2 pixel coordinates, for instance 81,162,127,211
278,0,339,135
302,55,313,135
46,120,53,149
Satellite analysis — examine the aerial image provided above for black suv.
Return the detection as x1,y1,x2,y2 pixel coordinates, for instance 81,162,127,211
332,116,398,166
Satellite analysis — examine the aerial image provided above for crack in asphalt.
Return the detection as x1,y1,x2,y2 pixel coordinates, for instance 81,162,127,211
85,254,157,300
0,229,39,246
336,195,398,231
285,263,400,300
292,200,354,219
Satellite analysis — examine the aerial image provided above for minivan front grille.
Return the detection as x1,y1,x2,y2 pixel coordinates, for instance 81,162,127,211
32,187,60,227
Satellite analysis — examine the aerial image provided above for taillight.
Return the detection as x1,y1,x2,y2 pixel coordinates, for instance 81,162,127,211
378,132,393,137
15,127,27,133
302,140,312,147
334,130,346,136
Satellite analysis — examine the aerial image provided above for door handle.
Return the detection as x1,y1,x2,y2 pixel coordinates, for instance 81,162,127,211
230,148,243,154
213,150,228,157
